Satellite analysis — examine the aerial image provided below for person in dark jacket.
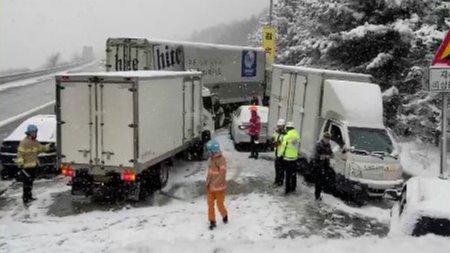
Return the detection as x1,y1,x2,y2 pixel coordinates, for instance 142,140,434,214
314,132,333,200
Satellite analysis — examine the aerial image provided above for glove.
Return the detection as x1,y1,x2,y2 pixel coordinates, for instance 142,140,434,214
45,143,55,151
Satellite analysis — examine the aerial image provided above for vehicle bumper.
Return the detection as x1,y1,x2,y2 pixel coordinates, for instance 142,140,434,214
348,177,404,197
234,131,268,144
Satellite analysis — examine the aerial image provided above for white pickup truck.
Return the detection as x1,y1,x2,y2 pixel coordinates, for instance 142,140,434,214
267,64,403,200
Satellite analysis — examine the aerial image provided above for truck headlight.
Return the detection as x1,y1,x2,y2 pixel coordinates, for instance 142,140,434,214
350,162,363,178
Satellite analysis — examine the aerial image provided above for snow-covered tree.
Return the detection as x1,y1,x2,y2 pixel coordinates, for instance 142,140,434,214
252,0,450,143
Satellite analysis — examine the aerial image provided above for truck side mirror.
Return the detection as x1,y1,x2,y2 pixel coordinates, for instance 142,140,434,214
341,142,347,153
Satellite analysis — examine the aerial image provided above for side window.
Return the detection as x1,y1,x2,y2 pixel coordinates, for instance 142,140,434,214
323,120,331,135
399,186,407,215
330,124,344,147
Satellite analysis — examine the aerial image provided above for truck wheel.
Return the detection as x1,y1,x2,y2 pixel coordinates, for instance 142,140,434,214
127,181,143,202
234,142,242,152
323,168,336,194
151,160,171,190
159,161,170,188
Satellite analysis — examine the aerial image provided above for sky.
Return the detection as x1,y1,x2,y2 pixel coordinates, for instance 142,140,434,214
1,0,267,70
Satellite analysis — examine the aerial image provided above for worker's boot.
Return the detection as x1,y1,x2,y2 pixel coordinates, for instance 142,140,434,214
223,215,228,224
209,220,216,230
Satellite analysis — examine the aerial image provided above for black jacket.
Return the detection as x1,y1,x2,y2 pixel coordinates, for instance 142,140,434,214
314,140,333,175
314,140,332,160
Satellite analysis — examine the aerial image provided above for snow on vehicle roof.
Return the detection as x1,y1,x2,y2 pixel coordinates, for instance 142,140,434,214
272,64,372,81
322,79,384,128
108,37,265,52
4,114,56,143
57,70,202,79
407,177,450,220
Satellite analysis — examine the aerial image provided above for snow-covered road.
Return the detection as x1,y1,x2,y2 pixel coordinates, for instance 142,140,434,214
4,131,446,253
0,61,101,124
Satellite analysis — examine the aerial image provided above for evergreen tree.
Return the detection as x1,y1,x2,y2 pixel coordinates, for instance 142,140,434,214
252,0,450,143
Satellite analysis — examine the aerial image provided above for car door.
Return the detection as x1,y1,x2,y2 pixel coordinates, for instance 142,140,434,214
231,108,241,142
329,123,347,177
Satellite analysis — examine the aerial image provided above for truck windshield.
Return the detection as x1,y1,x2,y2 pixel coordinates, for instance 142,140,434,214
348,127,394,153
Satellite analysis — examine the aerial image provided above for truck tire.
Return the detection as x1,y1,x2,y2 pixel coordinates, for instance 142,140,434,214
150,160,171,190
323,167,336,194
127,181,143,202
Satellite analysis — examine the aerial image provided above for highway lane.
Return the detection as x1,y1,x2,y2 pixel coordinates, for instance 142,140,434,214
0,62,101,123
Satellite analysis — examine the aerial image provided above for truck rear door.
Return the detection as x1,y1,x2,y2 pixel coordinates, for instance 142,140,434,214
268,71,306,132
99,82,135,167
183,77,202,141
59,81,95,165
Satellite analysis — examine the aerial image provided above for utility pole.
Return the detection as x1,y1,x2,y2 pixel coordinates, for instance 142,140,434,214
269,0,273,26
440,93,448,179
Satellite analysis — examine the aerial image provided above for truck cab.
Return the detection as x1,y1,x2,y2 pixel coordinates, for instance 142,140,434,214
316,79,403,199
318,119,403,198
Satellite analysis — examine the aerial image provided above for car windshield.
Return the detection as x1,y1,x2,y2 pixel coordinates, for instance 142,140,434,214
348,127,394,153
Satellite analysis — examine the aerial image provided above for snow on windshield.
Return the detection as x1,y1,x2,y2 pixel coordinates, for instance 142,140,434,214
348,127,393,153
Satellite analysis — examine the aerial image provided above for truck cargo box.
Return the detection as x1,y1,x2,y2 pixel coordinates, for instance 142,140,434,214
56,71,203,175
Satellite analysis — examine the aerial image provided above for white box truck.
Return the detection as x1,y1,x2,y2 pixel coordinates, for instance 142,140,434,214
55,71,210,200
268,65,403,199
105,38,267,127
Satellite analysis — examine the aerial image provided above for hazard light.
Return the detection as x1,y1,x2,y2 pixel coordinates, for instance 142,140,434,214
122,169,136,182
61,163,75,177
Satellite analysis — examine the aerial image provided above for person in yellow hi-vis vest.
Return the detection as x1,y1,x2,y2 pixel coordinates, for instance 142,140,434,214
15,124,51,204
281,122,301,195
272,118,286,186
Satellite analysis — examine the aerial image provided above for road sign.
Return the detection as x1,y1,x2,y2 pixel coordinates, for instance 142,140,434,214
262,26,276,64
432,29,450,66
429,28,450,179
429,67,450,92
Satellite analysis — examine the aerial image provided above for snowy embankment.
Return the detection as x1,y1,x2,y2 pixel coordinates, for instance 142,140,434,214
400,140,450,178
112,236,450,253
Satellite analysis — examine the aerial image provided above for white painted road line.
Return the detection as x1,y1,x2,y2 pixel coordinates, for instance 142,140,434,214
0,101,55,128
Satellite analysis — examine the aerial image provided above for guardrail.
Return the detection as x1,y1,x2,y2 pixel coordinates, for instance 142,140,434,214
0,61,90,84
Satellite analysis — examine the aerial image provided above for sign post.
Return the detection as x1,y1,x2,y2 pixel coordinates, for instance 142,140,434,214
262,26,276,64
430,29,450,179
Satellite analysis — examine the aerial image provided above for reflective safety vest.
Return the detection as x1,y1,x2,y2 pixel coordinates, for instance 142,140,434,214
16,137,49,169
206,153,227,192
282,129,300,160
273,131,285,158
